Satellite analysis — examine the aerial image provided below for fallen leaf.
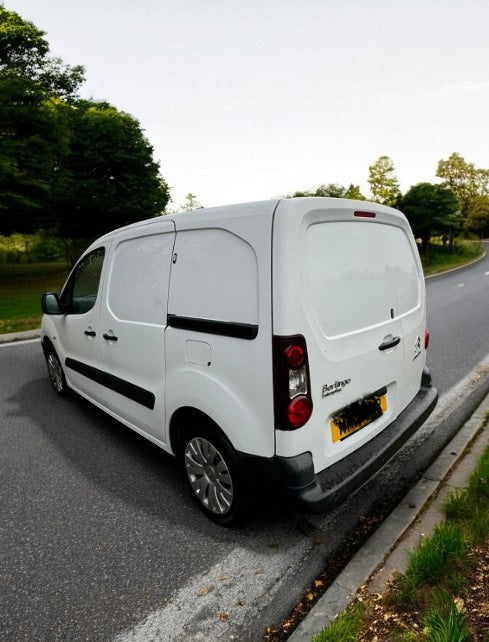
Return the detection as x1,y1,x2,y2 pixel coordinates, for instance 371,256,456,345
198,586,213,596
219,612,229,622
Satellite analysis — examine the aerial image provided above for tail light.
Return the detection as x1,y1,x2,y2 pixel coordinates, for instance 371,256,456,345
273,334,313,429
425,329,430,350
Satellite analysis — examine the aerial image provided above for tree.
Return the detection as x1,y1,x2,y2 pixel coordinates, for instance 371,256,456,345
0,6,169,254
44,100,170,261
436,152,489,219
0,5,84,99
344,184,366,200
401,183,460,255
181,193,202,210
368,156,400,206
0,76,72,233
290,183,366,199
0,5,84,234
467,195,489,239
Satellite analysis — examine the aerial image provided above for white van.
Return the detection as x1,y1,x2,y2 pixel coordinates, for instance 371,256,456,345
41,198,437,525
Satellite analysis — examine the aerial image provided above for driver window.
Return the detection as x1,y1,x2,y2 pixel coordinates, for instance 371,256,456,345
63,247,105,314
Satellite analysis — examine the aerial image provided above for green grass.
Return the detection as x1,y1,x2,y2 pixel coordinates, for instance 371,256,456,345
311,602,364,642
390,523,468,611
424,604,471,642
315,434,489,641
421,240,485,276
0,262,69,333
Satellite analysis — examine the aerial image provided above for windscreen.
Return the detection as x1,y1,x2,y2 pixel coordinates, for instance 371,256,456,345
305,221,420,337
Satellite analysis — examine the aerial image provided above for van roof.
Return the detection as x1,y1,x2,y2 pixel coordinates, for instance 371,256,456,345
94,199,282,243
90,197,405,246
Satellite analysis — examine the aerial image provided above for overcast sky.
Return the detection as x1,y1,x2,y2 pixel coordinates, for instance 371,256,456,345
7,0,489,208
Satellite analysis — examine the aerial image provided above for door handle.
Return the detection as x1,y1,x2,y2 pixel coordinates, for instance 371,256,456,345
379,336,401,351
84,330,96,337
103,333,118,342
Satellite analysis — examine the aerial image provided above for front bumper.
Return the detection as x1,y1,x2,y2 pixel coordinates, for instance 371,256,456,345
240,369,438,514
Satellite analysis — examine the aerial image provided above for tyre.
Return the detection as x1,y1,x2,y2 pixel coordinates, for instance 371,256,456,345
44,345,68,396
181,424,248,526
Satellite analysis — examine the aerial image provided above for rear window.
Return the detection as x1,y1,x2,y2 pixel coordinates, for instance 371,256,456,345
305,222,420,337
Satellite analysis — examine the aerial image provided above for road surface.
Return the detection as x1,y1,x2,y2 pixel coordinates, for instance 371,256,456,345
1,245,488,641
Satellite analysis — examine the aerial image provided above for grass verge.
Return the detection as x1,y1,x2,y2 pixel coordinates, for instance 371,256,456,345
421,240,485,276
313,428,489,642
0,262,69,334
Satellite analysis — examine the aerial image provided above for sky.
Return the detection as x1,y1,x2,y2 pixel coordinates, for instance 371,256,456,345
6,0,489,209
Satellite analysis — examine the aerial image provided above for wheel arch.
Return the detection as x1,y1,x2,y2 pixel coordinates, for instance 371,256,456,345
41,336,55,357
169,406,230,458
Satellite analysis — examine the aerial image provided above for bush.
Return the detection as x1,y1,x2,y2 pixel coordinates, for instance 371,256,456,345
31,233,64,261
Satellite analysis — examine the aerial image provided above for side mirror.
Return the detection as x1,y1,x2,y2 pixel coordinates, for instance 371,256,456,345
41,292,64,315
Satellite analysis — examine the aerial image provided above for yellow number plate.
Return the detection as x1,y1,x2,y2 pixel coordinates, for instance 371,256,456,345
331,392,387,443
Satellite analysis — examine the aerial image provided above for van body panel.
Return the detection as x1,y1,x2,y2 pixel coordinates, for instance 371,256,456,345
165,201,277,457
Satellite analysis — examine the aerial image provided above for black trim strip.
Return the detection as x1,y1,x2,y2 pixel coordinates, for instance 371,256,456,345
167,314,258,340
65,358,155,410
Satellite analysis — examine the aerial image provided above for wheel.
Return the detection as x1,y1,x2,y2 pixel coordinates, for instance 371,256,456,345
45,345,68,395
181,424,248,526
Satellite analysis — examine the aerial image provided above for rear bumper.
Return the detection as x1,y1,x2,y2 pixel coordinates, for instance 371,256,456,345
240,368,438,514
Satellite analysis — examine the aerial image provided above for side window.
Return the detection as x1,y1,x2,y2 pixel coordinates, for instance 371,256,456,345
108,233,174,325
62,247,105,314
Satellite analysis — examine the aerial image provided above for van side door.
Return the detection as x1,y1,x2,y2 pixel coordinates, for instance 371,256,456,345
56,245,108,403
97,222,176,443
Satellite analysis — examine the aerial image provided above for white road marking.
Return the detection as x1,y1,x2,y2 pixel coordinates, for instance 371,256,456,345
455,283,465,288
115,537,311,641
485,271,489,276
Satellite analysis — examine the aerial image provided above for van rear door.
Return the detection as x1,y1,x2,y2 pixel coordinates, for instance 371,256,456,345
272,199,425,473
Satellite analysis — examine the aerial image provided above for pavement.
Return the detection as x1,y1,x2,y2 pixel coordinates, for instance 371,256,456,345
0,328,41,344
289,388,489,641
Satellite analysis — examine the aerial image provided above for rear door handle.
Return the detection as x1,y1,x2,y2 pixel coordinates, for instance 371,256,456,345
84,330,96,337
379,336,401,351
103,333,118,342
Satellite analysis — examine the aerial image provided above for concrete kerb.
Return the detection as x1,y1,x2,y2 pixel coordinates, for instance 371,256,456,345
0,328,41,344
288,388,489,642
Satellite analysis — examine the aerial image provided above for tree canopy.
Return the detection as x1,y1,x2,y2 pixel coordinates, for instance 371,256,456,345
290,183,366,200
368,156,400,206
436,152,489,219
0,5,169,247
44,101,169,242
466,195,489,238
401,183,460,254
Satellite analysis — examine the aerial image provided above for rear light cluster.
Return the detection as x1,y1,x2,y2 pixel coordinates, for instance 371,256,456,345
273,334,313,429
425,329,430,350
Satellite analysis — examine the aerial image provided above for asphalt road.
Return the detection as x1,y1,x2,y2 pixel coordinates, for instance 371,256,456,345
1,245,489,642
426,242,489,393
